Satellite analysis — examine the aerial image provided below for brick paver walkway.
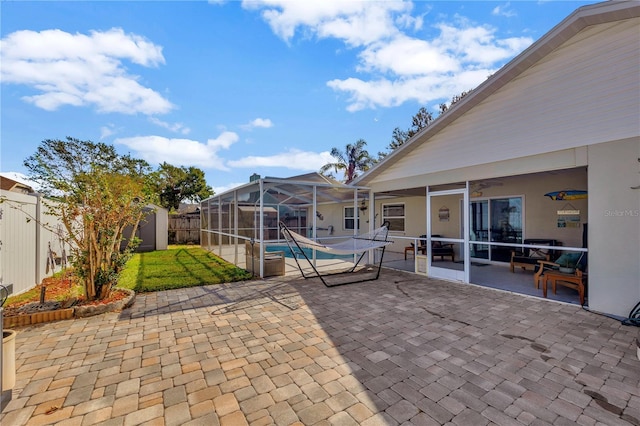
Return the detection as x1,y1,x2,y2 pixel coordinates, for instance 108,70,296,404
2,271,639,425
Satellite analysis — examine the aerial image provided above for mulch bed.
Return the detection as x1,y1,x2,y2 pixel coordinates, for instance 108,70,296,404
3,271,131,317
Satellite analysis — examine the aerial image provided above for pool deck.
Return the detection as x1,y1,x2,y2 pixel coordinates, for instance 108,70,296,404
1,269,638,425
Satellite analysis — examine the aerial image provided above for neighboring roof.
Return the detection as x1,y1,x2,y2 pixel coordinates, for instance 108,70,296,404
0,175,34,193
269,172,341,185
353,0,640,186
177,203,200,215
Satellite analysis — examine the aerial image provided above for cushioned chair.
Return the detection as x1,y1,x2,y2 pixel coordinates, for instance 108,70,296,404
533,224,588,304
431,235,455,262
534,251,588,305
510,239,558,273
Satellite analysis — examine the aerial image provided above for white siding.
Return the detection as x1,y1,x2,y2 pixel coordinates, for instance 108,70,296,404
375,18,639,184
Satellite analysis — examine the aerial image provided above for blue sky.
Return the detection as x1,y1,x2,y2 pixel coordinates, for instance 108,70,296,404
1,0,597,194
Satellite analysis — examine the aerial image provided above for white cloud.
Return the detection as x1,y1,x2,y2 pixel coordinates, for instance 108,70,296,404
244,1,532,111
358,35,459,76
241,118,274,130
212,181,247,195
100,124,117,140
114,131,239,169
0,28,172,115
435,21,531,65
327,71,487,112
228,149,334,171
241,0,411,46
327,20,531,111
492,3,517,18
149,117,191,134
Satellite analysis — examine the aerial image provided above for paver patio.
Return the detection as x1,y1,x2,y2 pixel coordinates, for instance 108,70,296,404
1,270,639,425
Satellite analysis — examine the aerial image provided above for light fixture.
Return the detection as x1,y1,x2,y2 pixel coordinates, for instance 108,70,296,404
359,199,367,212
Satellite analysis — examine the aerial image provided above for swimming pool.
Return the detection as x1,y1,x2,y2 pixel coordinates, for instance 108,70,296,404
266,245,354,260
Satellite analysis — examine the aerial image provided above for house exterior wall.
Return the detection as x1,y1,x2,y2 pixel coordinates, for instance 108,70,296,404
587,138,640,317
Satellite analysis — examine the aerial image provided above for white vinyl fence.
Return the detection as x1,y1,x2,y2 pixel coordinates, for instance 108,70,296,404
0,190,72,296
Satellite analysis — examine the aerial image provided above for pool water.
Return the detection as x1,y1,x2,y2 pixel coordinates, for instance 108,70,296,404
266,245,353,260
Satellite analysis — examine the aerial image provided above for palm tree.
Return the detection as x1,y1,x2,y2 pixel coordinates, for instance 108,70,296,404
320,139,373,184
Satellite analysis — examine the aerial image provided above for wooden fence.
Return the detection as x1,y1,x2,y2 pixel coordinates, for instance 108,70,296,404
168,214,200,244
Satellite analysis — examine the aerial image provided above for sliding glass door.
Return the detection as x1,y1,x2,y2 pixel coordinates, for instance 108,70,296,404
470,197,523,262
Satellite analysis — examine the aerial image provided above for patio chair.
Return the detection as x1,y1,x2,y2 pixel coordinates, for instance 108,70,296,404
510,239,559,273
534,252,588,305
533,224,588,304
431,235,455,262
405,235,426,259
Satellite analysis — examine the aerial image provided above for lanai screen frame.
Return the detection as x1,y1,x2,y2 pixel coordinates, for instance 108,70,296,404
200,176,374,278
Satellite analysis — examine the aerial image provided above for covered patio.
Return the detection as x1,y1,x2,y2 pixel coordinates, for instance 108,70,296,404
200,168,590,306
368,167,589,307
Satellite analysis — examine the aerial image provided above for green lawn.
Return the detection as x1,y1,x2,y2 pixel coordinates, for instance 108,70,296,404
118,245,253,292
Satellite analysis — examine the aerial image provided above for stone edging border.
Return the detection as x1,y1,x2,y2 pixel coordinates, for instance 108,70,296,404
3,288,136,328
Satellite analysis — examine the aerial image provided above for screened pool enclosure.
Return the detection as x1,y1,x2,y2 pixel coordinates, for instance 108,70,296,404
200,173,379,278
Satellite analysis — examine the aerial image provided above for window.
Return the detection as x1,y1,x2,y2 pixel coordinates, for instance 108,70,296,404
382,203,405,231
470,196,523,262
344,206,358,230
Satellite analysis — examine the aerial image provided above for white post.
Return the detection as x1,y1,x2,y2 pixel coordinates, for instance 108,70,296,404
464,181,470,284
259,179,265,278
